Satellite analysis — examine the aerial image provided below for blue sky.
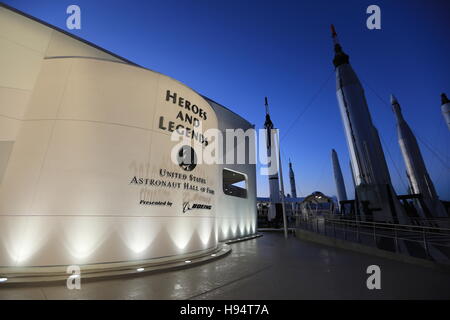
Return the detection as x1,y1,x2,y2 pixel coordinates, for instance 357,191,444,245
4,0,449,199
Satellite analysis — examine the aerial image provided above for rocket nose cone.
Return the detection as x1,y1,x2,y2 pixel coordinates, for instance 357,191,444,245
331,149,338,159
441,93,449,105
331,24,337,37
390,94,398,105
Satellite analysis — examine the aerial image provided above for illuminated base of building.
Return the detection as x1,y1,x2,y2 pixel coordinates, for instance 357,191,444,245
0,244,231,285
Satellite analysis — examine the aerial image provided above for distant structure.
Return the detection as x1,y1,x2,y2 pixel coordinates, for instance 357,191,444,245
264,97,280,220
441,93,450,131
391,95,447,218
288,159,298,199
298,192,335,217
257,192,335,228
331,149,348,207
331,25,409,224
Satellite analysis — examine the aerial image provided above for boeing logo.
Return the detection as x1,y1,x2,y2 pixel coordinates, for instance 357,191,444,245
182,202,212,213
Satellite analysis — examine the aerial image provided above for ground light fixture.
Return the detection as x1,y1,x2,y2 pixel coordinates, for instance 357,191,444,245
0,277,7,283
184,260,191,263
137,268,144,272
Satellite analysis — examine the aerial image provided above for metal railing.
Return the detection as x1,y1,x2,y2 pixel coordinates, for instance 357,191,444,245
296,213,450,263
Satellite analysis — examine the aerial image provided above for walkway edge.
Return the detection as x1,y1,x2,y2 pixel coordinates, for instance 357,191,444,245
0,244,231,286
225,233,263,244
295,228,450,274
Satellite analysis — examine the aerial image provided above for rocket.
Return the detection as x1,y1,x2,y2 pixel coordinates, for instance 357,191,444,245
331,149,348,208
441,93,450,131
264,97,280,220
331,25,409,224
288,159,297,199
391,94,447,218
349,160,356,191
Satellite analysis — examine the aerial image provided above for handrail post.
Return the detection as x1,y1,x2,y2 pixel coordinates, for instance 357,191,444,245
373,223,376,245
344,221,347,240
423,229,429,258
356,220,360,243
394,225,399,253
316,218,319,234
333,220,336,238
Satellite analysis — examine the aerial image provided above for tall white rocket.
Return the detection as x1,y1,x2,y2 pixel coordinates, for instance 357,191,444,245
288,160,297,199
264,97,280,220
331,149,347,206
331,25,409,224
391,95,447,218
349,160,356,191
441,93,450,131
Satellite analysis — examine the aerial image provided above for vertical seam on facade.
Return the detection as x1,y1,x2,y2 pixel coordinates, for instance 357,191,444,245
27,59,74,215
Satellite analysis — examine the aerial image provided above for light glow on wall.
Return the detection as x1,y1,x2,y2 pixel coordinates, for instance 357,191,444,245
119,219,160,255
62,218,110,262
198,218,214,246
2,217,50,265
230,221,238,237
220,219,230,239
168,218,196,251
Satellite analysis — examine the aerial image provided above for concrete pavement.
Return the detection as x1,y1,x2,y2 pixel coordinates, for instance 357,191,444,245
0,232,449,299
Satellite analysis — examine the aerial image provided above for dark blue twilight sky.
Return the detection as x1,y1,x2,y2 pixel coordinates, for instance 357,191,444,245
4,0,449,199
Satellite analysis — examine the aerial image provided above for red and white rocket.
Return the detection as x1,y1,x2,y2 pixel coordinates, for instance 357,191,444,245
264,97,281,220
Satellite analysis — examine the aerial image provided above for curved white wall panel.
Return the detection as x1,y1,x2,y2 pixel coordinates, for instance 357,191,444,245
206,99,257,241
0,57,219,266
0,4,256,268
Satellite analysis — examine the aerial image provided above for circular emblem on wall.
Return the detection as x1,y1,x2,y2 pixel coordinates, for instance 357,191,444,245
177,145,197,171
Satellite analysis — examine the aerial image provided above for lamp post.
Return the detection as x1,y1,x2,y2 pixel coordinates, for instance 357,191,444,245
276,130,288,239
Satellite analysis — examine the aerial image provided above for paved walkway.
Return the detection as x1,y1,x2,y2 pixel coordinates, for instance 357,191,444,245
1,232,449,299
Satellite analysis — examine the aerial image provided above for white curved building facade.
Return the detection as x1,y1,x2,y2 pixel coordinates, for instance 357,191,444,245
0,4,256,268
